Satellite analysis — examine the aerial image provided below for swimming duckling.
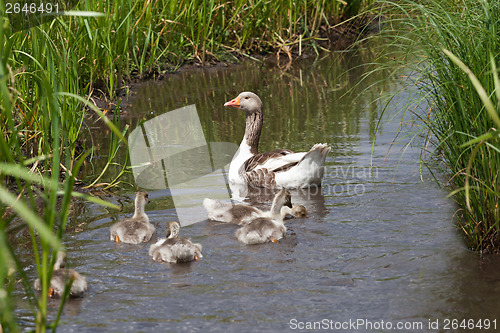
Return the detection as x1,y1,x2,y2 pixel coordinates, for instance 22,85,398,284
235,189,291,245
203,192,292,225
149,221,203,263
281,204,309,219
110,191,155,244
34,251,88,298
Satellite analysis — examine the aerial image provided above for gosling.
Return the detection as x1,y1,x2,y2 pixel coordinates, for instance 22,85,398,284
235,189,291,245
281,204,309,219
34,251,88,298
110,191,155,244
149,221,203,263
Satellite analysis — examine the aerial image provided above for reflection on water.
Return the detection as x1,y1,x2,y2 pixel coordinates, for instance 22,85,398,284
14,46,500,332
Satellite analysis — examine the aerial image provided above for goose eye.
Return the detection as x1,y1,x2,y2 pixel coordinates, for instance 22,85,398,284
244,96,249,99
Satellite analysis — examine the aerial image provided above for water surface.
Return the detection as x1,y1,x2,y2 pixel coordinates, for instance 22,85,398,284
15,48,500,332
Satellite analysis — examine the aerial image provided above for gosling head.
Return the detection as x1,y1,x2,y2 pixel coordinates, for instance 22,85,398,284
291,204,309,218
135,191,149,206
165,221,181,239
224,92,263,114
54,251,67,270
274,189,293,209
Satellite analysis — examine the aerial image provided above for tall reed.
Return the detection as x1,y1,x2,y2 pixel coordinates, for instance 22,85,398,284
369,0,500,253
0,7,119,333
13,0,373,98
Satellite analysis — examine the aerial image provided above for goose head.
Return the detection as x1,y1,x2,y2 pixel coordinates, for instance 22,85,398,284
281,204,309,219
276,189,293,209
224,92,263,114
224,92,264,154
165,221,181,239
135,191,149,206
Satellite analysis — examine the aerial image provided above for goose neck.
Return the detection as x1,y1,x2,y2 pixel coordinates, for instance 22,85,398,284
280,206,292,219
244,112,263,155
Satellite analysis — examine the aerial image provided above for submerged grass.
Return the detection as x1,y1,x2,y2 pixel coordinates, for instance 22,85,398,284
368,0,500,253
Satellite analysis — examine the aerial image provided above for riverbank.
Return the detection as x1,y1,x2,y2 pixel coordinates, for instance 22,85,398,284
368,0,500,254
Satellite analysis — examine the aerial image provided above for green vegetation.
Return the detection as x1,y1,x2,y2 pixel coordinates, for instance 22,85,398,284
0,8,121,331
4,0,375,99
371,0,500,253
1,0,375,331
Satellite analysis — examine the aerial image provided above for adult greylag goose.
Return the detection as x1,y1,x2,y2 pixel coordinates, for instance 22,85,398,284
110,191,155,244
149,221,202,263
203,193,292,225
235,189,291,244
34,251,88,298
224,92,331,189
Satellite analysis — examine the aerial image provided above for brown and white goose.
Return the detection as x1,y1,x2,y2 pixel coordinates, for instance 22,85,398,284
224,92,331,188
109,191,155,244
235,189,292,244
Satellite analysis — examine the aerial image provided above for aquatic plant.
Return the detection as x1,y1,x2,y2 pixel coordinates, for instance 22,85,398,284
1,0,373,183
1,0,376,172
369,0,500,253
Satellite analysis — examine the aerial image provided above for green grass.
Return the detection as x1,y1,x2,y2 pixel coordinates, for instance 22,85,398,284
0,4,122,332
367,0,500,253
5,0,375,98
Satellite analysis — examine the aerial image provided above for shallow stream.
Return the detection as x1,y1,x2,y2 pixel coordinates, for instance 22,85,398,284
15,47,500,332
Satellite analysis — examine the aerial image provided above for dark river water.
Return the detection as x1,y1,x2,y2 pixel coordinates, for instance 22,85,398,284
15,45,500,332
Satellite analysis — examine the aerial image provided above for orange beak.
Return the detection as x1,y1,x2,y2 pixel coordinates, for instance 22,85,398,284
114,235,121,243
48,287,55,298
194,255,200,261
224,96,240,108
270,238,278,243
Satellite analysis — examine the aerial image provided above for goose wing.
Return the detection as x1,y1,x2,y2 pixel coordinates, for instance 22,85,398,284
241,144,330,188
239,149,307,187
